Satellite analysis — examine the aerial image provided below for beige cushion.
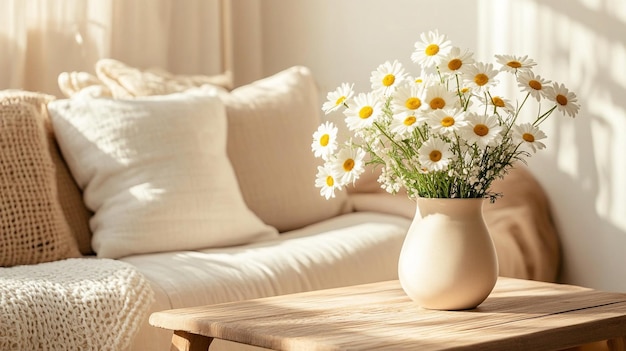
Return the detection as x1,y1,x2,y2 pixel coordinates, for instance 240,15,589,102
94,58,232,98
0,90,94,255
48,89,278,259
219,66,350,232
0,100,81,266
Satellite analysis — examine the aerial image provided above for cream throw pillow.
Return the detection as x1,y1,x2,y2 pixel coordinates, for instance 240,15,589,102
219,66,350,232
48,90,278,259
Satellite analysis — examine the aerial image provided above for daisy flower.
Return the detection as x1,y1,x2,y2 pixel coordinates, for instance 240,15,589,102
480,94,514,113
311,121,338,160
370,60,407,96
411,30,452,68
331,146,366,185
390,112,420,138
517,71,551,101
461,112,503,149
391,82,426,115
513,123,547,153
495,54,537,74
463,62,499,93
322,83,354,114
439,47,475,75
343,92,383,131
418,137,453,172
427,108,468,136
412,70,438,86
315,165,342,200
544,82,580,118
424,84,458,111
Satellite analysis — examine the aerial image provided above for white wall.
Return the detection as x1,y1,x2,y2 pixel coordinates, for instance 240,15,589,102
477,0,626,292
233,0,626,292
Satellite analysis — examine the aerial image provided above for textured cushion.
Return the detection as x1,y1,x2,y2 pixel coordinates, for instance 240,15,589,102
0,100,81,266
219,66,350,232
94,58,232,98
48,89,278,259
0,90,93,255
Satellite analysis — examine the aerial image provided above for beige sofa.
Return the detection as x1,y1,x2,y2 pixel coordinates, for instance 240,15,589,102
0,63,561,351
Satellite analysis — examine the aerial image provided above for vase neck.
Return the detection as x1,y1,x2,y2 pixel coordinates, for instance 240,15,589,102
415,197,486,218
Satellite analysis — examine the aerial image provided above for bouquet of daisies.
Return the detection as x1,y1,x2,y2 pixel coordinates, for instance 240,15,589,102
312,30,579,202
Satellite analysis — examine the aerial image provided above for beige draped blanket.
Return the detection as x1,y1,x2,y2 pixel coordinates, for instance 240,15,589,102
0,258,154,351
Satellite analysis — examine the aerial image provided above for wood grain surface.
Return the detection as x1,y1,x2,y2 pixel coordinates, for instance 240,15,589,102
150,278,626,351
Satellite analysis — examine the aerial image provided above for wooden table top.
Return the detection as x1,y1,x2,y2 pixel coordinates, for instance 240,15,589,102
150,277,626,351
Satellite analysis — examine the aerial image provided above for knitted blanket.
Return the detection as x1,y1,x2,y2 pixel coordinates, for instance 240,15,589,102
0,258,154,351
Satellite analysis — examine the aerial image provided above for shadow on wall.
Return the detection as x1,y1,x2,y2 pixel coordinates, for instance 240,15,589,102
479,0,626,290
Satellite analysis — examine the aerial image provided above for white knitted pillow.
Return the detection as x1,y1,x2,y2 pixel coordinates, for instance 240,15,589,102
48,90,278,259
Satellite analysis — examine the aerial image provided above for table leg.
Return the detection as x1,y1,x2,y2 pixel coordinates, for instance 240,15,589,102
608,337,626,351
170,330,213,351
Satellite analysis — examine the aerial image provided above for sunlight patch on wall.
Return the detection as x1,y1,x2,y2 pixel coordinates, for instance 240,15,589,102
589,88,626,232
478,0,626,235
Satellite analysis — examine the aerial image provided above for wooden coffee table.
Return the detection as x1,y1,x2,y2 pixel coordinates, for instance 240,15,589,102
149,277,626,351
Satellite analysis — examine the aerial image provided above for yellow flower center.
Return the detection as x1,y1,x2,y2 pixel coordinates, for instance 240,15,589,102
382,74,396,87
415,78,423,84
441,116,455,127
326,175,334,187
343,158,355,172
474,124,489,136
556,94,568,106
405,97,422,110
429,97,445,109
429,150,442,162
522,133,535,142
492,96,505,108
403,115,417,126
448,58,462,71
507,61,522,68
425,44,440,56
461,87,470,94
529,80,542,91
474,73,489,86
319,134,330,147
359,106,373,119
335,96,346,106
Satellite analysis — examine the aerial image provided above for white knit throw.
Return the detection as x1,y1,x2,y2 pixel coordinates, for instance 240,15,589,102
0,258,154,351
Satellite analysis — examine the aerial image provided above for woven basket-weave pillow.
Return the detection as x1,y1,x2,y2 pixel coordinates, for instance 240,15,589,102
0,101,81,266
0,90,93,255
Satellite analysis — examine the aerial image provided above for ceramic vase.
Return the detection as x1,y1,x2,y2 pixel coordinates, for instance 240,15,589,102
398,197,498,310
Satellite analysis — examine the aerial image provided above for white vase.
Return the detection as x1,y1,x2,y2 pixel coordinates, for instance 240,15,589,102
398,197,498,310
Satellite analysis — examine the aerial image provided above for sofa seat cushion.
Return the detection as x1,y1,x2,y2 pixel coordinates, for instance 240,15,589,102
121,212,411,351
